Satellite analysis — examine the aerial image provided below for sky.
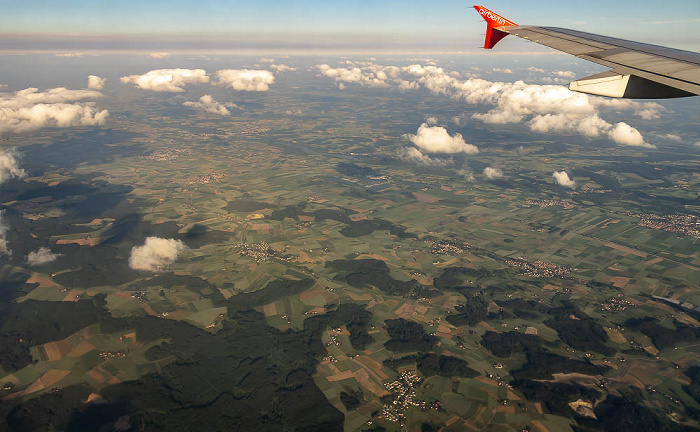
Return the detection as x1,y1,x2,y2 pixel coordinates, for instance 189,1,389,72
1,0,699,53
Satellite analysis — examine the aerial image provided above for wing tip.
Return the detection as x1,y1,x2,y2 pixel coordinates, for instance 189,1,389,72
473,6,517,49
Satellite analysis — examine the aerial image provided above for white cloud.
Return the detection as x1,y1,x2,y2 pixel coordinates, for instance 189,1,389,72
398,80,419,91
529,114,654,148
407,123,479,155
269,64,296,72
636,107,661,120
529,113,610,137
399,65,660,146
553,171,576,188
215,69,275,91
398,147,451,166
457,169,475,182
183,95,234,116
315,64,391,88
259,57,275,63
695,141,700,147
483,167,504,179
87,75,106,90
149,52,171,58
0,149,26,184
425,116,438,126
540,77,568,84
26,247,60,266
120,69,209,92
663,133,681,141
0,87,109,134
493,68,513,74
608,122,654,148
0,151,25,257
313,61,660,148
55,52,85,58
129,237,187,272
553,70,576,78
0,212,9,256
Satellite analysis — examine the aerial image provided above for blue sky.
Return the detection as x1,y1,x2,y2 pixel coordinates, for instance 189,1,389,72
1,0,699,52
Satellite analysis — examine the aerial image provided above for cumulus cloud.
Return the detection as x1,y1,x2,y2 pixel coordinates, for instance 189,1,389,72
663,133,681,141
183,95,234,116
529,113,609,137
636,107,661,120
55,52,85,58
493,68,513,74
316,64,391,88
553,171,576,188
0,212,9,256
0,149,26,184
120,69,209,92
425,116,438,125
313,61,659,148
87,75,106,90
452,115,467,127
149,52,171,58
26,247,60,266
0,151,25,257
129,237,187,272
398,147,452,166
524,68,574,79
695,141,700,147
407,123,479,155
431,75,657,145
398,64,656,144
526,67,545,73
457,169,476,182
0,87,109,133
398,80,419,91
540,77,568,84
270,64,296,72
483,167,504,179
608,122,654,148
553,70,576,78
215,69,275,91
529,114,654,148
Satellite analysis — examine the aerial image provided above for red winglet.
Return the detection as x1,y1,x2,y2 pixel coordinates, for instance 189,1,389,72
473,5,517,49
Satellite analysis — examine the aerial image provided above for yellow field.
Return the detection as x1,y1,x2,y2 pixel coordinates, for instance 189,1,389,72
604,327,627,344
42,342,64,362
88,368,108,384
262,302,278,316
326,370,354,382
40,369,71,388
67,341,96,358
531,420,551,432
605,242,648,258
26,274,57,288
62,289,82,302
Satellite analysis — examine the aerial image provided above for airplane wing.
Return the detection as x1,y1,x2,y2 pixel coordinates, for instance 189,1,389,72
473,5,700,99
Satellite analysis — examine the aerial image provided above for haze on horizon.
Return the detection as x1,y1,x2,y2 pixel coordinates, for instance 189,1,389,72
1,0,699,54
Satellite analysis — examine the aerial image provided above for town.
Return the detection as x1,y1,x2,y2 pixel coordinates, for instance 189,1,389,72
505,257,572,279
625,212,700,238
379,371,440,424
524,198,576,210
233,241,272,262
